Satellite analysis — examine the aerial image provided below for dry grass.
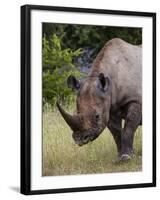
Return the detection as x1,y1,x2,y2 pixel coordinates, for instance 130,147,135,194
42,108,142,176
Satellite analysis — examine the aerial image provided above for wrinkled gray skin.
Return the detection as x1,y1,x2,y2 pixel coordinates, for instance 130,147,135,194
57,38,142,161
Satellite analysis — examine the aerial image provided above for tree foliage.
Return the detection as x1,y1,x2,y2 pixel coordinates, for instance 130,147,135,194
43,23,142,51
43,34,82,106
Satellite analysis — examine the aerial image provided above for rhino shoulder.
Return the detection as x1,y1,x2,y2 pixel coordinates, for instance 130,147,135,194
105,38,141,49
106,38,125,45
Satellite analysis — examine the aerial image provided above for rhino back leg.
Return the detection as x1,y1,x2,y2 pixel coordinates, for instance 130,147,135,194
120,103,142,160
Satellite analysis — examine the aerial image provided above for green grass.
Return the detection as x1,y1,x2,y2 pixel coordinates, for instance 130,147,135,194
42,107,142,176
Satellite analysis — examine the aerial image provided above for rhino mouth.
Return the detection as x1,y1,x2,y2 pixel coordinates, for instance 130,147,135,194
72,129,102,146
75,135,96,146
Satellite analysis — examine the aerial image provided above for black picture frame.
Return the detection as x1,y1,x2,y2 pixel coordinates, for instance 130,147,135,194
21,4,156,195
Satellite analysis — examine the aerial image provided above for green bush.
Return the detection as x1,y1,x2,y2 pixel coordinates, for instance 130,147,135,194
43,23,142,52
42,34,83,106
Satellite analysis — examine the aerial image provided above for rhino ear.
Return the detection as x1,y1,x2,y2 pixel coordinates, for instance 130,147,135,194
67,75,80,90
98,73,110,92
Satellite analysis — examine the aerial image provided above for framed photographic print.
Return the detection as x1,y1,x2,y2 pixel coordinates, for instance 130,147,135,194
21,4,156,195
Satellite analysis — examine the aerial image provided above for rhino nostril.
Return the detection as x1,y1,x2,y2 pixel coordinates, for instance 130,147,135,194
83,134,90,141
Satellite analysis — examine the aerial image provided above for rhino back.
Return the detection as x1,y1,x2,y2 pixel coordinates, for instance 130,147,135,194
90,38,142,106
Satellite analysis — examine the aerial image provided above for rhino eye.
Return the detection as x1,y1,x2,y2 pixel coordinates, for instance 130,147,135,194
95,114,100,121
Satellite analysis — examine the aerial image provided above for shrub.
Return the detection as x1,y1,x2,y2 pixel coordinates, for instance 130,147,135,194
42,34,83,106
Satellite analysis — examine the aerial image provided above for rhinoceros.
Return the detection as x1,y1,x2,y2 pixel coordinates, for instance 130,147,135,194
57,38,142,161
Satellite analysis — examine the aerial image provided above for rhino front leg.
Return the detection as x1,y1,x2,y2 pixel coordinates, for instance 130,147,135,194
120,103,142,161
108,117,122,158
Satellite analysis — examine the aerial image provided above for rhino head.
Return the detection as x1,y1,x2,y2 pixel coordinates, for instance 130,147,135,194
57,73,111,146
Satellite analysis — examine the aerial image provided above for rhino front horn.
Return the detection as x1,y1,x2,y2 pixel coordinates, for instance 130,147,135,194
56,102,81,131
